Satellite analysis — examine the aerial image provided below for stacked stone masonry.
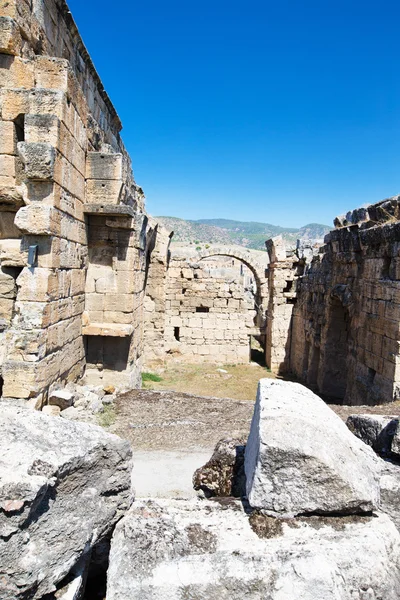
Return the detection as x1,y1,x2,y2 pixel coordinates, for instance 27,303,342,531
266,197,400,405
0,0,166,403
144,247,269,365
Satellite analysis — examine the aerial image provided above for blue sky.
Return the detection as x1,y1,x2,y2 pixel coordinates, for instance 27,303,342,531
68,0,400,228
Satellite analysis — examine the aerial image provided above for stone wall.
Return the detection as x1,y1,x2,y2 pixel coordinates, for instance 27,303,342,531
144,246,268,365
266,197,400,405
0,0,160,403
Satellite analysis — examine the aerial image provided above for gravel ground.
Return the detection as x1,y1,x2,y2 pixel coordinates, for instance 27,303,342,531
113,389,254,452
113,388,400,453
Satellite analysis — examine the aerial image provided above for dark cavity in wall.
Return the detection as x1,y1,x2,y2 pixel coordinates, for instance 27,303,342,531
85,336,130,372
196,306,209,313
174,327,180,341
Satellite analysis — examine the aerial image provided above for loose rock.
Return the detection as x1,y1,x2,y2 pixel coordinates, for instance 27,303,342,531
193,437,246,497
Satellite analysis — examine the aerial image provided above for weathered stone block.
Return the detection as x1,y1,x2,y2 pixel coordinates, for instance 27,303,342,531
0,404,132,600
0,16,21,55
17,142,56,180
85,179,123,205
245,379,381,516
0,54,34,88
86,152,123,180
0,121,16,156
107,499,400,600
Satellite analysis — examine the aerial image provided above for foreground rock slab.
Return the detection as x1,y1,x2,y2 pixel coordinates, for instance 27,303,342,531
107,498,400,600
0,405,132,600
245,380,380,516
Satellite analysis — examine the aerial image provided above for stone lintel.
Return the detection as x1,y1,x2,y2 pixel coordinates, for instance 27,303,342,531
82,323,133,337
84,204,135,218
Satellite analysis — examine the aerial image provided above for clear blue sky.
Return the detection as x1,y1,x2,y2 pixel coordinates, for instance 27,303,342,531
68,0,400,228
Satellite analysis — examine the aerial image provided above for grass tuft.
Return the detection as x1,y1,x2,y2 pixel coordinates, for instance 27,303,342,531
142,372,163,383
97,404,116,428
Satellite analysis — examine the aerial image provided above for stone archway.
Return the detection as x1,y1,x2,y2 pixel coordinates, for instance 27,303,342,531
197,247,269,328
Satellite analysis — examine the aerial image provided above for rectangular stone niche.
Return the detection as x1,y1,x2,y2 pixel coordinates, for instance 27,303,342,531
84,336,130,372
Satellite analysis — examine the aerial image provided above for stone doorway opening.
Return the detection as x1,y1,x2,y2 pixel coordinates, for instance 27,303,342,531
250,335,266,365
321,298,350,402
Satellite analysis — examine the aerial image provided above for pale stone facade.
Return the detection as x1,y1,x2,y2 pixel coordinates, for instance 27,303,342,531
266,197,400,405
144,246,269,365
0,0,161,403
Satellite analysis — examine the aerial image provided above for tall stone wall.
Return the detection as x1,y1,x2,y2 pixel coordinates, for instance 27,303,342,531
266,197,400,405
144,248,268,365
0,0,158,403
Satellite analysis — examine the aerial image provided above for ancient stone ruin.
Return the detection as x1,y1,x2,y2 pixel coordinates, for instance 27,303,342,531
266,198,400,405
143,245,269,365
3,1,400,598
0,0,170,404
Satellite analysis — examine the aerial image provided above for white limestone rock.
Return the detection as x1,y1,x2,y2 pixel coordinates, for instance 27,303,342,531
245,379,380,516
0,405,132,600
380,460,400,532
106,498,400,600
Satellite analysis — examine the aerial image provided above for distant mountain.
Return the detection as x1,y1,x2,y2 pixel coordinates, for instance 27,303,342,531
155,217,330,251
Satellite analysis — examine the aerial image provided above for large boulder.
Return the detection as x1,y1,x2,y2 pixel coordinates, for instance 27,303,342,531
245,380,380,516
193,438,246,497
106,498,400,600
0,405,132,600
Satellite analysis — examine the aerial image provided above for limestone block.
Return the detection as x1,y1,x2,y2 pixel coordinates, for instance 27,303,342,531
42,404,61,417
0,54,34,88
107,499,400,600
104,294,134,313
0,121,16,155
15,205,58,235
347,414,398,454
6,327,47,362
16,268,71,302
17,142,56,181
0,271,16,298
53,152,85,201
85,293,104,312
86,152,123,180
85,179,123,205
0,297,13,320
0,16,21,55
2,360,37,398
34,55,71,92
0,405,132,600
245,379,381,516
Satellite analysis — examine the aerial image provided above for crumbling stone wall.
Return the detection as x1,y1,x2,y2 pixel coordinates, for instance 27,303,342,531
0,0,157,403
266,197,400,405
144,247,268,365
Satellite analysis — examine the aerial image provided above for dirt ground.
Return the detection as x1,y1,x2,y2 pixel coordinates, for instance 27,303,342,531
141,361,274,401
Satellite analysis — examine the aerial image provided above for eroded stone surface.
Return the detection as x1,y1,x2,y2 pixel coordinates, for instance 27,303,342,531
245,379,380,516
193,437,246,497
346,413,398,454
107,498,400,600
0,405,132,600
